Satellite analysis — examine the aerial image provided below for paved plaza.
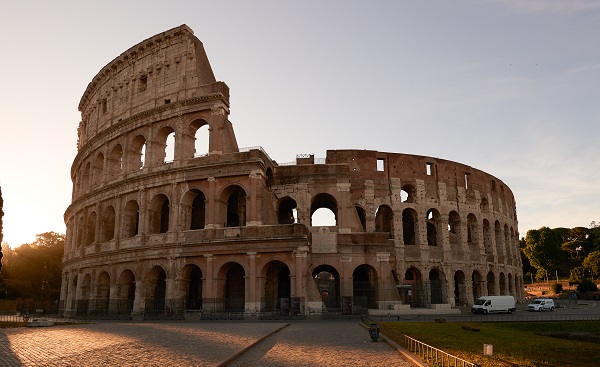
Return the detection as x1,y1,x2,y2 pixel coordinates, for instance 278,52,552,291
0,320,417,367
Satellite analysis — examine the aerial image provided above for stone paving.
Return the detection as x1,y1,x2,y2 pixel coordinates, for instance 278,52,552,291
0,320,417,367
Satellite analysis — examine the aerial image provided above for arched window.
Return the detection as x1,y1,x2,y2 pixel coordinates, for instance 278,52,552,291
426,209,441,246
93,153,104,185
401,184,416,203
375,205,394,238
448,211,461,249
108,144,123,179
223,186,246,227
355,205,366,231
310,193,337,226
149,194,170,234
278,197,298,224
402,208,418,245
85,212,97,245
129,135,146,171
99,206,116,242
189,119,209,157
122,200,139,238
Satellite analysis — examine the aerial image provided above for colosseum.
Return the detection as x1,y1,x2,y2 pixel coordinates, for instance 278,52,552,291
60,25,524,319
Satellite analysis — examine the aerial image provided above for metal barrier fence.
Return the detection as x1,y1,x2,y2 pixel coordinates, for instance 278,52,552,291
367,312,600,323
0,314,76,323
374,321,478,367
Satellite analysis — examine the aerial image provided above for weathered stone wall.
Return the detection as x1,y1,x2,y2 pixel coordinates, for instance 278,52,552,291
61,25,523,318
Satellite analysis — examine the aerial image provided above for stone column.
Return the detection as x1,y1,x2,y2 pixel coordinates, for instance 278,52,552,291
246,252,258,311
132,280,145,320
203,254,215,311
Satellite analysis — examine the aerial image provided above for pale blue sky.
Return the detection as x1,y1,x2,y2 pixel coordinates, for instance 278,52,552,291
1,0,599,247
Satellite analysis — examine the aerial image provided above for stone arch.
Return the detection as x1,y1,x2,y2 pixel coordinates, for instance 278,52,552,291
108,144,123,179
93,152,104,185
122,200,139,238
482,219,493,259
155,125,176,164
85,211,97,246
265,167,274,189
262,260,291,313
495,220,504,258
116,269,136,314
96,271,110,316
504,223,511,263
448,211,462,251
217,262,246,312
453,270,468,306
189,118,209,157
310,193,338,226
353,264,378,310
508,273,514,296
375,205,394,238
144,265,167,315
487,271,496,295
79,273,92,316
312,264,341,311
403,267,423,307
429,268,445,304
83,161,91,192
99,205,116,242
467,213,479,246
499,272,507,295
426,209,441,246
128,134,146,171
221,185,246,227
182,189,206,230
480,197,489,212
402,208,418,245
148,194,170,234
277,196,297,224
400,184,416,203
355,205,366,231
76,216,85,248
182,264,203,310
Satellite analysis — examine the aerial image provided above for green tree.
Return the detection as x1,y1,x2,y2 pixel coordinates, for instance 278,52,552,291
0,186,4,273
582,251,600,279
524,227,563,278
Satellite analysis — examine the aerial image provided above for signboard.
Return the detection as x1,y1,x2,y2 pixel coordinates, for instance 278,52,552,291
483,344,493,356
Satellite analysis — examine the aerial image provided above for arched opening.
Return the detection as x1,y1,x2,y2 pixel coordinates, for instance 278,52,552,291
483,219,493,259
117,269,136,315
145,266,167,315
190,119,209,157
129,135,146,171
225,186,246,227
165,131,175,163
402,268,423,308
499,272,507,295
78,274,91,316
480,197,489,212
467,213,479,246
278,197,297,224
312,265,341,312
122,200,139,238
426,209,440,246
183,265,203,310
429,269,443,304
448,211,461,250
310,193,338,226
96,272,110,316
222,263,245,312
108,144,123,179
99,206,116,242
186,189,206,230
495,220,504,258
472,270,483,300
355,205,367,231
401,184,416,203
508,273,514,295
402,208,418,245
487,271,496,295
149,194,170,234
93,153,104,185
83,162,91,192
85,212,97,246
454,270,468,306
263,261,291,313
353,265,378,310
375,205,394,238
265,168,274,188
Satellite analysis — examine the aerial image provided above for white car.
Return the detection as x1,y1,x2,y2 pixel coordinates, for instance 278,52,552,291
527,298,555,311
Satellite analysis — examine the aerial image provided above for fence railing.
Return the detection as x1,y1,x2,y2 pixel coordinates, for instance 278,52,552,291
374,321,478,367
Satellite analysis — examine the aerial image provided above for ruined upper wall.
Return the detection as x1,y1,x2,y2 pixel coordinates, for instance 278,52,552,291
77,24,227,149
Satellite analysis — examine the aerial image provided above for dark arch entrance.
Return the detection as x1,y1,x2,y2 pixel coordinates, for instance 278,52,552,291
183,265,203,310
454,270,468,306
117,270,135,315
223,263,245,311
429,269,443,304
145,266,167,316
312,265,341,312
353,265,378,310
263,261,291,313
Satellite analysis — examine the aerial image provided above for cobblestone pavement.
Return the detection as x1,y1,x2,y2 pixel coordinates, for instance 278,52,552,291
228,320,417,367
0,320,418,367
0,321,286,367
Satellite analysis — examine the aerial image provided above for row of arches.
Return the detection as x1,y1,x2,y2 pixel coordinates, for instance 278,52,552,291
75,118,210,198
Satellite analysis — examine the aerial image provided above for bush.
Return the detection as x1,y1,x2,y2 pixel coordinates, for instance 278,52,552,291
551,282,563,294
576,279,598,294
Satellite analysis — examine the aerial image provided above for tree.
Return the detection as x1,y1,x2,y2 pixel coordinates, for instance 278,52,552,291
0,186,3,272
582,251,600,279
523,227,563,278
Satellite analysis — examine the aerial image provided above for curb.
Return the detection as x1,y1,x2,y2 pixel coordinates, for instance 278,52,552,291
217,323,290,366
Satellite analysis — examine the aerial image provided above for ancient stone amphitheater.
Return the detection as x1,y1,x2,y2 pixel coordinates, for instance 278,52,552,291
60,25,523,318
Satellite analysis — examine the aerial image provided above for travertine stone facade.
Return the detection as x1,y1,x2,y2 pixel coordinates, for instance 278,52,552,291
60,25,523,318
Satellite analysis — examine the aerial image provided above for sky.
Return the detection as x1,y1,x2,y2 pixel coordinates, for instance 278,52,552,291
1,0,599,248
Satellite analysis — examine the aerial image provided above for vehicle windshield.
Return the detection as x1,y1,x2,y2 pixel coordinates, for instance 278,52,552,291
474,299,486,305
532,300,542,304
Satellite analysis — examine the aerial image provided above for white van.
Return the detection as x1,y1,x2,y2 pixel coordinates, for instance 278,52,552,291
471,296,516,314
527,298,555,311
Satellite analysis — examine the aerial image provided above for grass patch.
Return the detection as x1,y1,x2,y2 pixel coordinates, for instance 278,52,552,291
382,321,600,367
